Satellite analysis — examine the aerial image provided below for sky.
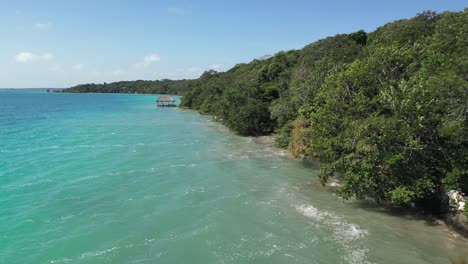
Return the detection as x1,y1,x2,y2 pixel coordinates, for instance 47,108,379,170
0,0,465,88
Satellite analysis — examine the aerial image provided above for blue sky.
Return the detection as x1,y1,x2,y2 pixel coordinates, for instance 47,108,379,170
0,0,465,88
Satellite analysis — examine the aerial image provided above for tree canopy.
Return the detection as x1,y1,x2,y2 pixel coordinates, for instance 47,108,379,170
63,79,195,95
180,10,468,210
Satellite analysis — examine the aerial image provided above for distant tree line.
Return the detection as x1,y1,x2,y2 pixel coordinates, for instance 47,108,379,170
63,79,195,95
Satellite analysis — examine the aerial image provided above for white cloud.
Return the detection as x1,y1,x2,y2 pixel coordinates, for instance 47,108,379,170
210,64,223,70
167,7,191,15
15,52,54,63
34,22,52,30
72,64,84,70
134,54,161,68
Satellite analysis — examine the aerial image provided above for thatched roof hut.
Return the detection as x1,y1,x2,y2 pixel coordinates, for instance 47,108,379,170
156,96,176,107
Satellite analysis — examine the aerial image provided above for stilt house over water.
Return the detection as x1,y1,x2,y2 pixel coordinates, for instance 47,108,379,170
156,96,177,107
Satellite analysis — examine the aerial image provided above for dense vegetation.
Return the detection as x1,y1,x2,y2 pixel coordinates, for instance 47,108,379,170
63,79,195,95
180,10,467,212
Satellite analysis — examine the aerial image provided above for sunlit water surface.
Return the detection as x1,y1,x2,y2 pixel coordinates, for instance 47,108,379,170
0,89,467,264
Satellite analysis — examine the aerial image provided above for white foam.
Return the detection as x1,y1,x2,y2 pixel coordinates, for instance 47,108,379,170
183,187,206,196
170,164,187,167
80,246,119,259
49,258,72,263
296,204,372,264
144,237,157,245
50,246,119,263
71,175,98,183
170,163,197,168
60,215,74,222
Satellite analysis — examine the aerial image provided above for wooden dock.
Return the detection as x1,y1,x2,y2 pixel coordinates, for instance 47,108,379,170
156,96,177,107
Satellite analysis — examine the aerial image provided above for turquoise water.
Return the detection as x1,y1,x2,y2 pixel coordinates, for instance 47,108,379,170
1,89,467,264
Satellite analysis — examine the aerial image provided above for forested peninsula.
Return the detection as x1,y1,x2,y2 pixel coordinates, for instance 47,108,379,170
64,10,468,225
64,79,194,95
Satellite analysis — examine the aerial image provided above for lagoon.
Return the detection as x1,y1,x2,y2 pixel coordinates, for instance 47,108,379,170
0,89,467,263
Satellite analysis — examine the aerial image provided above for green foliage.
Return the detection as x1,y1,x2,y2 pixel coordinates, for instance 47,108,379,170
305,10,467,207
288,116,311,158
63,79,194,95
445,168,468,193
181,10,467,209
273,121,293,148
349,30,367,46
179,50,300,136
216,82,274,135
465,204,468,221
390,187,416,205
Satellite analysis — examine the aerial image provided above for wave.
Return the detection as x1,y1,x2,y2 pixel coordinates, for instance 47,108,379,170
49,258,73,263
48,247,119,263
182,187,206,196
296,204,372,264
80,246,119,259
169,163,197,168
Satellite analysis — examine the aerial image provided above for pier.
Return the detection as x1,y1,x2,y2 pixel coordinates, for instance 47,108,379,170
156,96,177,107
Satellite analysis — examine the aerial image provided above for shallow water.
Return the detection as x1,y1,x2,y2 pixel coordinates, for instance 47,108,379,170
0,89,467,264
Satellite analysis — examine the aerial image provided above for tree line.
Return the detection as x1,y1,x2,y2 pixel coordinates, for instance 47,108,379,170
63,79,195,95
179,10,467,213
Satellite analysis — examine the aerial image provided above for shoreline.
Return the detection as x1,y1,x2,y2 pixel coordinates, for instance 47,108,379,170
203,112,468,239
48,92,468,240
